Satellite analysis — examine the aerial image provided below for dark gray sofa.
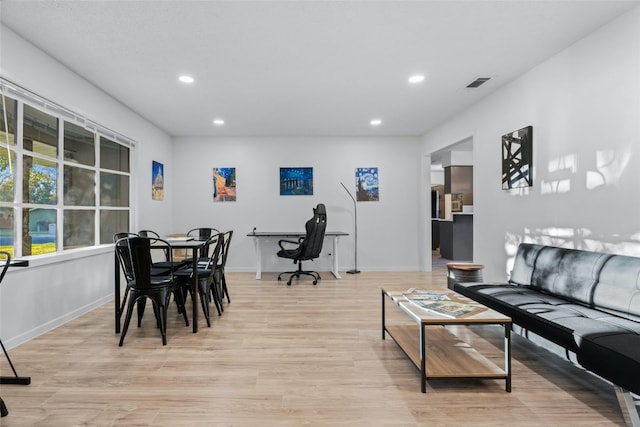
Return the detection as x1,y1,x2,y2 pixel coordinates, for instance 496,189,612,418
454,243,640,426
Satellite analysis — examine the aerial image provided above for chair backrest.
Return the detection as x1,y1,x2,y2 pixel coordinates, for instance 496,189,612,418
200,233,224,272
138,230,169,262
116,236,174,288
187,228,219,241
300,204,327,260
138,230,160,239
188,228,220,257
217,230,233,269
115,236,136,282
113,232,138,243
0,251,11,285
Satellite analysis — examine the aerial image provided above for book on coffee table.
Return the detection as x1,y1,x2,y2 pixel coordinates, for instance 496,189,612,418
408,299,482,318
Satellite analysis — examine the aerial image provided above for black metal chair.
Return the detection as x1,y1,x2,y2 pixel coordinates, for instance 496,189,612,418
187,227,220,263
277,203,327,285
214,230,233,305
174,233,224,327
139,229,189,273
113,232,138,314
116,236,188,346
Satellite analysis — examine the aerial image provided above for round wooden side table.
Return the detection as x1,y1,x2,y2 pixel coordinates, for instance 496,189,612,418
446,263,484,290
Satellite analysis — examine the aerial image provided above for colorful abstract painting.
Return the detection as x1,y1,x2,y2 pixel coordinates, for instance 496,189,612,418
280,167,313,195
355,167,379,201
152,161,164,201
213,167,236,201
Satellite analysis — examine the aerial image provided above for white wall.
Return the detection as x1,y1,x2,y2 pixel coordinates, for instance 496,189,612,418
422,6,640,281
171,136,423,273
0,25,174,346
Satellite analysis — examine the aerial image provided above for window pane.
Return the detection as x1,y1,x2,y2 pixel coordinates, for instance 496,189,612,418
22,207,56,256
0,148,16,202
0,207,14,257
100,137,129,172
23,104,58,157
64,122,95,166
100,209,128,244
100,172,129,207
23,155,57,204
0,96,17,146
63,210,94,249
64,165,95,206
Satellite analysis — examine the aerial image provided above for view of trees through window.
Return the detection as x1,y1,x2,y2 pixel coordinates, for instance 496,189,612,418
0,90,132,257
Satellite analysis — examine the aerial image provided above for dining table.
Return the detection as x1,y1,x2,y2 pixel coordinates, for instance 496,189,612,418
114,237,206,334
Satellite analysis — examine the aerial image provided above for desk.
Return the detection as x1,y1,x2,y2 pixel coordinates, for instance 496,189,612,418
114,239,205,334
247,231,348,280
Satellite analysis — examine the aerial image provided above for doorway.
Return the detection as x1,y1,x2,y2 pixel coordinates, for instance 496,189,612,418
430,137,474,264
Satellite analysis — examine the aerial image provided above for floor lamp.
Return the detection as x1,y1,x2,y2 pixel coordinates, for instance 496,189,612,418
340,182,360,274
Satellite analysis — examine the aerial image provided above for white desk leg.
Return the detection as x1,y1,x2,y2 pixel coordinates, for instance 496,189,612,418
254,237,262,280
332,236,342,279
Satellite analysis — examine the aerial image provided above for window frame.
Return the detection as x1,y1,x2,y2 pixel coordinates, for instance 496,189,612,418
0,78,135,261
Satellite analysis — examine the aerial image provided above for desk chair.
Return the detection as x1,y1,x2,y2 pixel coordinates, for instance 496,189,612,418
277,203,327,285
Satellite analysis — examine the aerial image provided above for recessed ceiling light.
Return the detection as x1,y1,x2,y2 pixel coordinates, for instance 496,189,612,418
178,75,194,84
213,119,225,126
408,74,425,84
370,119,382,126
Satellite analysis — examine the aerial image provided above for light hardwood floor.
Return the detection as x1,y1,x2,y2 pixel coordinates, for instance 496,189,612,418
0,266,626,426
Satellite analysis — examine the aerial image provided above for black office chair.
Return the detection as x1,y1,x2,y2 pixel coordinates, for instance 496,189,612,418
277,203,327,285
116,236,188,346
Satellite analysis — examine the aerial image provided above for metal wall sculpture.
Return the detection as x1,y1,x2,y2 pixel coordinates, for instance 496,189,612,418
502,126,533,189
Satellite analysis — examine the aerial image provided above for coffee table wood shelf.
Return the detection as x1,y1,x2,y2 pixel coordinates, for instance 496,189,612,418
382,288,512,393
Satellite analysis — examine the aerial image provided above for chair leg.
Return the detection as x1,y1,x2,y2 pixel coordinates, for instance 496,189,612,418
198,281,211,328
222,273,230,303
279,261,321,285
137,298,147,327
173,289,189,326
119,295,139,346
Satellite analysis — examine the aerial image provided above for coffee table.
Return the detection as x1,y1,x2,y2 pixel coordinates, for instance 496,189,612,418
382,288,512,393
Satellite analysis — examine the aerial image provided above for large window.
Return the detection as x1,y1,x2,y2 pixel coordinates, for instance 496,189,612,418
0,88,133,257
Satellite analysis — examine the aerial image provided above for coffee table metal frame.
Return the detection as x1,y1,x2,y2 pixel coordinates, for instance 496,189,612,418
382,288,512,393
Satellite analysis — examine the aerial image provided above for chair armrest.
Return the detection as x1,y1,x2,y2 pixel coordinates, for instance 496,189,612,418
278,238,304,251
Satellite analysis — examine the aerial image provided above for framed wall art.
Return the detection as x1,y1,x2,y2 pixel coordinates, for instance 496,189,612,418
152,160,164,201
355,167,379,201
213,167,236,202
502,126,533,189
280,167,313,195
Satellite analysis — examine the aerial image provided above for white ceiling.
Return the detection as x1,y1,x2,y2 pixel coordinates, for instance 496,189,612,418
1,0,638,137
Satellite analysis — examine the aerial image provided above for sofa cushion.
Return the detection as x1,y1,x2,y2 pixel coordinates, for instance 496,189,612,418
578,333,640,395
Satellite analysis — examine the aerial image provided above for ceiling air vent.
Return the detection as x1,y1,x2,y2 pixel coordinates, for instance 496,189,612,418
466,77,491,89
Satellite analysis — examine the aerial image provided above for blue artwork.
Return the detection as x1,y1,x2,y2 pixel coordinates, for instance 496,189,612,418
152,161,164,201
355,167,379,201
280,167,313,195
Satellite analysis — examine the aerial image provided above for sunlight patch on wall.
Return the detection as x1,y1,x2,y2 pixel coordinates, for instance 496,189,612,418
586,148,631,190
540,154,577,195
